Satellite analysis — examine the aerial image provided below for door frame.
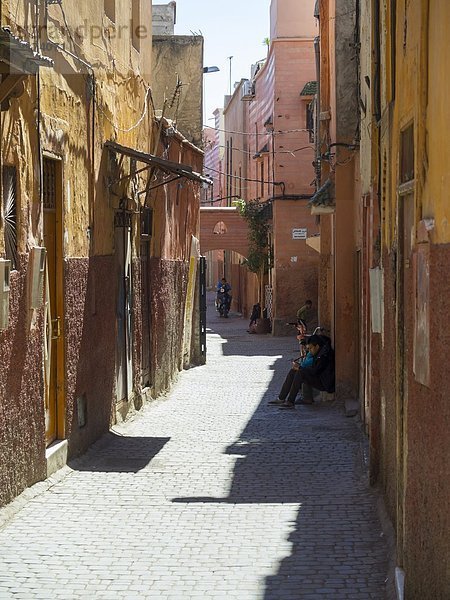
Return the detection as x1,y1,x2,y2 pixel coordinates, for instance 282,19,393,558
114,209,133,402
42,153,65,445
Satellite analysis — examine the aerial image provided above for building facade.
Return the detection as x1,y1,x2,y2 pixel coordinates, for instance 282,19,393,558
360,1,450,597
245,0,319,333
0,0,206,508
313,0,450,597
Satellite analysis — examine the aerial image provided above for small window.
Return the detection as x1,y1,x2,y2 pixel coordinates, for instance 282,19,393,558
400,124,414,184
306,102,315,143
2,165,18,270
213,221,227,235
43,159,57,210
132,0,141,51
260,161,264,197
104,0,115,22
140,207,153,238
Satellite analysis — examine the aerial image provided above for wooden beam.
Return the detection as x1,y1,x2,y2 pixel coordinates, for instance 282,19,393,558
0,74,26,106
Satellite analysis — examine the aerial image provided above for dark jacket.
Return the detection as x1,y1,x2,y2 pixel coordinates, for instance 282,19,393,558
301,341,335,392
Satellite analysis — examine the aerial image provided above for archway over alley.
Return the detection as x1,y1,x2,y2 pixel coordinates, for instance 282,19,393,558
200,206,249,258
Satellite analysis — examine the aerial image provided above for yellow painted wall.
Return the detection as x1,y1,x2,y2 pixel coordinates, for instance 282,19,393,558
1,0,153,259
423,0,450,244
152,35,203,148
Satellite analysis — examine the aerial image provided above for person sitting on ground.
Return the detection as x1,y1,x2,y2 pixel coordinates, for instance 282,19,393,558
247,302,261,333
296,300,313,329
269,334,335,409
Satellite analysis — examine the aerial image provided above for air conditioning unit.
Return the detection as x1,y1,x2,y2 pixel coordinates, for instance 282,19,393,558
0,259,11,330
29,247,46,309
241,79,255,101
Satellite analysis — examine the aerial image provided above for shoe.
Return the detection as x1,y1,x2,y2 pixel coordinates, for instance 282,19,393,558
296,399,313,405
278,402,295,410
268,398,285,405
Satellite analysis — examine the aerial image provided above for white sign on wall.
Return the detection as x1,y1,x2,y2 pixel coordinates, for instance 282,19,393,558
292,228,308,240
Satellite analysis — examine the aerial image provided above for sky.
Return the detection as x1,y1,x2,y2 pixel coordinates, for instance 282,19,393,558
174,0,270,123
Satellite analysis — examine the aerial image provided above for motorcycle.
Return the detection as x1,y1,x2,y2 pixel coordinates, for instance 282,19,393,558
218,290,231,318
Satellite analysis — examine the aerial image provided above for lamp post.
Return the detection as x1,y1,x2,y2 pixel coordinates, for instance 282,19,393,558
202,66,220,124
227,56,233,95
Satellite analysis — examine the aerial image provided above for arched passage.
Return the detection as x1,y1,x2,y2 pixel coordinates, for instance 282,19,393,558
201,207,258,319
200,206,250,258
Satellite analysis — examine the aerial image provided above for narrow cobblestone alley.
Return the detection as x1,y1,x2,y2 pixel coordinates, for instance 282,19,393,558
0,296,389,600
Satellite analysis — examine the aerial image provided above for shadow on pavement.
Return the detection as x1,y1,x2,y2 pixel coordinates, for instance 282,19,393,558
174,297,388,598
69,432,170,473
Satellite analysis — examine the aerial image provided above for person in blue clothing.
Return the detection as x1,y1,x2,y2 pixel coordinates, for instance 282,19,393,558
269,334,335,409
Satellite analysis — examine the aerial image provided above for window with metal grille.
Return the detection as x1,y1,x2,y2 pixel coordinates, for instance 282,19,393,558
43,158,57,210
400,124,414,184
140,207,153,238
2,165,18,270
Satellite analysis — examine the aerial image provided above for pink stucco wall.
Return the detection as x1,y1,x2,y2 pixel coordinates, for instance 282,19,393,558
270,0,317,40
246,0,319,333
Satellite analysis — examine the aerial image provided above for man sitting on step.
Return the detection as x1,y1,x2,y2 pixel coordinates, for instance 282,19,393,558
269,334,335,410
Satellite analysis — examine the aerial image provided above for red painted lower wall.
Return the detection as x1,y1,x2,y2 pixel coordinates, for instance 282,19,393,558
64,256,117,459
377,243,450,599
0,254,46,507
149,258,189,394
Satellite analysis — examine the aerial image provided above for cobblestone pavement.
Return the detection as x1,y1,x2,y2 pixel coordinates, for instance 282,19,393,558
0,296,389,599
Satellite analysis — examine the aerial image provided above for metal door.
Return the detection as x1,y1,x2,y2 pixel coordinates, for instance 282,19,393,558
199,256,207,360
115,210,133,401
140,240,151,388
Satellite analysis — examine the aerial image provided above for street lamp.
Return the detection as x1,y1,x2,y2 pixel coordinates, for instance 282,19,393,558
203,66,220,123
227,56,233,95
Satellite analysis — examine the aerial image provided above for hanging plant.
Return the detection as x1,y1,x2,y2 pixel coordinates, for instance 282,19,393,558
234,199,271,274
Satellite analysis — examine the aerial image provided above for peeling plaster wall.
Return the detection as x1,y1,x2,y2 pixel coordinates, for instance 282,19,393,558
149,258,189,395
0,0,154,505
0,1,204,508
374,1,450,596
0,255,46,507
152,35,203,147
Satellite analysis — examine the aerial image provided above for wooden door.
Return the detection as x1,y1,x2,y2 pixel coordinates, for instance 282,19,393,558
43,158,64,446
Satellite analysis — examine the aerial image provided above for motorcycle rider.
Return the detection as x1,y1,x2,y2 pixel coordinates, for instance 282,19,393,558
216,277,232,317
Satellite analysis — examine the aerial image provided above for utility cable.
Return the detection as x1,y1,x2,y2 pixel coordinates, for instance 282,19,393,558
205,165,284,187
203,125,311,136
204,143,315,156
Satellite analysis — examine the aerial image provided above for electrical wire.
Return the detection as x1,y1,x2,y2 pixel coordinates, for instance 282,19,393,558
204,143,315,156
96,85,153,133
203,125,311,136
205,165,283,187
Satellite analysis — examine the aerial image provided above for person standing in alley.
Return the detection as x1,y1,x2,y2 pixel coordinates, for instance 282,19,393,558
296,299,313,329
247,302,261,333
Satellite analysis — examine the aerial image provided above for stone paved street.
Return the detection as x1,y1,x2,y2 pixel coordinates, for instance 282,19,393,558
0,296,389,599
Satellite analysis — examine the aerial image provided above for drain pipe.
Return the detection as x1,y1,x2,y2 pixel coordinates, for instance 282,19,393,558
314,35,321,188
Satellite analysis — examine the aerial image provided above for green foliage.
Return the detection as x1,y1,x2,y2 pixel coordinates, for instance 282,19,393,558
234,199,271,274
